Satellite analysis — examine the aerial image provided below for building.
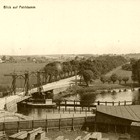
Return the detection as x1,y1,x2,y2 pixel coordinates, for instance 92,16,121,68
95,105,140,136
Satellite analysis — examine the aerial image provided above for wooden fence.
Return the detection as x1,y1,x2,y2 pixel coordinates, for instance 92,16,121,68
0,116,95,135
58,100,138,108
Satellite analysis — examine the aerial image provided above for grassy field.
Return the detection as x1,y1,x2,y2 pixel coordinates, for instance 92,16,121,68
0,62,46,88
105,66,132,83
93,66,133,90
78,66,133,91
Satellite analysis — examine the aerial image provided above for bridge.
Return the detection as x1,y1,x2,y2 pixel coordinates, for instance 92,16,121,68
0,75,79,111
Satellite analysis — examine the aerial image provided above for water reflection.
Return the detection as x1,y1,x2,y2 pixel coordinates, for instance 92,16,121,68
20,88,140,119
95,89,136,102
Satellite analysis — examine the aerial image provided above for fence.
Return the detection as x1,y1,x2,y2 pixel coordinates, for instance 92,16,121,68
58,100,137,108
0,116,95,135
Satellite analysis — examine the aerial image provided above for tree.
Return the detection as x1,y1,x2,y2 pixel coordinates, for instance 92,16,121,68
106,76,111,84
81,70,93,86
110,74,118,84
27,57,31,62
132,59,140,84
100,75,107,83
9,56,15,62
1,55,6,61
118,76,122,84
122,76,129,84
80,92,96,106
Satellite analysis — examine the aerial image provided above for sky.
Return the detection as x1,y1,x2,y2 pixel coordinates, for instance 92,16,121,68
0,0,140,55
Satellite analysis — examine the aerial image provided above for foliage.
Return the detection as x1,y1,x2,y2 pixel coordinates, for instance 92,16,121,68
122,76,129,84
100,75,107,83
110,73,118,83
9,56,15,63
80,92,96,106
132,59,140,83
0,85,10,97
106,76,111,83
1,55,6,61
80,70,93,86
118,76,122,84
44,55,127,83
0,85,10,92
122,63,132,71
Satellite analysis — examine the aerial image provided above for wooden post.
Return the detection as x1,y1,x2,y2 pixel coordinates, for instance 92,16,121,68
88,106,90,111
124,100,126,106
65,100,67,111
3,122,5,133
59,115,61,131
74,100,76,111
98,101,100,105
71,114,75,131
45,119,48,133
118,101,120,106
32,120,34,130
59,101,60,112
112,101,114,106
105,101,107,106
17,121,20,132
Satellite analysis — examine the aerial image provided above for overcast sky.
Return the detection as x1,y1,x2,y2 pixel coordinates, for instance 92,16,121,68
0,0,140,55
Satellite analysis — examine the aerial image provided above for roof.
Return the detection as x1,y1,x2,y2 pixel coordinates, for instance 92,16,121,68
97,105,140,122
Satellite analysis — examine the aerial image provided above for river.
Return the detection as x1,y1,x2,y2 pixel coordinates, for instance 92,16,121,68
19,88,140,119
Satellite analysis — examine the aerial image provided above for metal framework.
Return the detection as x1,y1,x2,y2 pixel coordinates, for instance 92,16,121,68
4,69,78,96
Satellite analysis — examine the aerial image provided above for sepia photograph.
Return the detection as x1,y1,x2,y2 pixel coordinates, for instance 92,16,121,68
0,0,140,139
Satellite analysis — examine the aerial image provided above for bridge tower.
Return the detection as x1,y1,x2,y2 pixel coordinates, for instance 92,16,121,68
5,73,17,95
24,72,30,96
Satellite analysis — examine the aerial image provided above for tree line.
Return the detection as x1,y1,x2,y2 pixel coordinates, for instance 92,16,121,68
44,55,127,85
132,59,140,84
100,74,129,84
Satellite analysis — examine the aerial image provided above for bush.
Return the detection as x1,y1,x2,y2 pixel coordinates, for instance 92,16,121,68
80,92,96,106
